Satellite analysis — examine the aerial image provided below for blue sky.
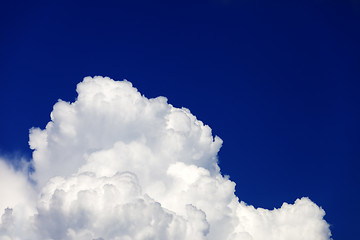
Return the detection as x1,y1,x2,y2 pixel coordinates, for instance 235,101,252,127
0,0,359,239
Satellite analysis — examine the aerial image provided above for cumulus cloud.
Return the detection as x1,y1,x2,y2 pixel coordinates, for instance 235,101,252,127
0,76,332,240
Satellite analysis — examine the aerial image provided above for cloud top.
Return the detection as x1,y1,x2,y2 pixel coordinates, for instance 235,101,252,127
1,76,332,240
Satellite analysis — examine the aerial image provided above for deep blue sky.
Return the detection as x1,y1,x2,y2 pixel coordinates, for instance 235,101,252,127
0,0,359,239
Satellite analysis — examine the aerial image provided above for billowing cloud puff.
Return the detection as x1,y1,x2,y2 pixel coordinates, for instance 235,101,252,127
35,172,209,240
0,76,332,240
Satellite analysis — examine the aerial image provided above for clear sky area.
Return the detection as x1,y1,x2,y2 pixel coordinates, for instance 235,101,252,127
0,0,359,239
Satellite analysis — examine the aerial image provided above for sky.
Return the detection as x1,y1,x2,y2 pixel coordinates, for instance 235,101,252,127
0,0,359,239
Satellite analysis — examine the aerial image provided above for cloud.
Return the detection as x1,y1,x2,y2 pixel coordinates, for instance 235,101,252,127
34,172,209,240
0,76,332,239
0,159,36,240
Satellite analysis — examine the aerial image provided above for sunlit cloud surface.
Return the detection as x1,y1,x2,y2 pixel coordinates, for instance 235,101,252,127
0,76,331,240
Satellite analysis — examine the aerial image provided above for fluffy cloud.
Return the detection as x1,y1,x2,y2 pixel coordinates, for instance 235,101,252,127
0,76,332,239
0,159,36,240
35,172,209,240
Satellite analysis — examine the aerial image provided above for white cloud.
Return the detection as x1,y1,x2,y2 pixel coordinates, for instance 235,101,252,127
34,172,209,240
0,159,36,240
1,76,332,239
